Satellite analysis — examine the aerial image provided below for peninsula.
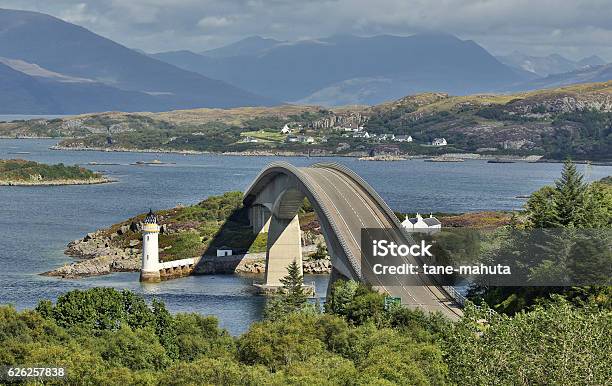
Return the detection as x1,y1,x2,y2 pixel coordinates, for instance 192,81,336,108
2,81,611,162
0,159,111,186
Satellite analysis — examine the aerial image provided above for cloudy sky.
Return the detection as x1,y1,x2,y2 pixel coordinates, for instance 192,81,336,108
1,0,611,60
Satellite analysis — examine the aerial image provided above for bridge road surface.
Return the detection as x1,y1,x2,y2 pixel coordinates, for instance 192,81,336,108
302,166,463,319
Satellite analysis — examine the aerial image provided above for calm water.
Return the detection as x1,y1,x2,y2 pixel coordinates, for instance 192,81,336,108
1,139,610,334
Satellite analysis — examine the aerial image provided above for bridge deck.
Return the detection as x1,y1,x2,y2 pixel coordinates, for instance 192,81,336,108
245,162,463,320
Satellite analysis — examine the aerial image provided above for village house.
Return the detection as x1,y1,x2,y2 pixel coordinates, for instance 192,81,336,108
352,131,371,139
432,138,447,146
241,136,259,143
378,133,395,141
401,213,441,234
297,135,315,143
394,135,413,142
281,124,292,134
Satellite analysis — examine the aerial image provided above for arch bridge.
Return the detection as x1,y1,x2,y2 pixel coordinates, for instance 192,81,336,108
243,162,462,319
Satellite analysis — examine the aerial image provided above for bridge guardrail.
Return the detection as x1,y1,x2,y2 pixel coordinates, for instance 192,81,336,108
442,285,496,319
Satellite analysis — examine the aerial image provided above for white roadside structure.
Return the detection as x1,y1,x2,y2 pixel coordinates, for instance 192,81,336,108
216,246,233,257
401,213,441,234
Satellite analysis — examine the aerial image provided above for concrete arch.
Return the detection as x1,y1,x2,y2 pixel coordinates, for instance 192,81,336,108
244,162,461,318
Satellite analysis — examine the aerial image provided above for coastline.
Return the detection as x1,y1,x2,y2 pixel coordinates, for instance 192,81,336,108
49,144,551,162
0,177,114,186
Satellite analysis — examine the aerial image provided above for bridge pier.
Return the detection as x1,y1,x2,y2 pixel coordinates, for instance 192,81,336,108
243,162,462,319
249,204,271,234
264,213,303,287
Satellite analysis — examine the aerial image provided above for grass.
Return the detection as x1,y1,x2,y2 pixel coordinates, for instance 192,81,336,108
0,159,100,182
240,130,287,142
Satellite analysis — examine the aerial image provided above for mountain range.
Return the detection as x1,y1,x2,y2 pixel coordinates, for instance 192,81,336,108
0,8,276,114
151,33,526,105
0,8,610,113
508,63,612,91
496,51,606,77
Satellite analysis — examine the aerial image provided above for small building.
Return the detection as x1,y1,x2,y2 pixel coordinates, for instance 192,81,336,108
379,133,395,141
432,138,447,146
216,246,233,257
395,135,413,142
401,213,441,234
281,124,292,134
352,131,371,139
297,135,315,143
286,135,299,143
241,136,259,143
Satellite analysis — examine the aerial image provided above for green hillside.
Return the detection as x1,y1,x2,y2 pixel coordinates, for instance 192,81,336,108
0,159,102,183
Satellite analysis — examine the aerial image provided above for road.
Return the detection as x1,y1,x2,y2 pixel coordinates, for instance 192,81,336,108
300,164,463,319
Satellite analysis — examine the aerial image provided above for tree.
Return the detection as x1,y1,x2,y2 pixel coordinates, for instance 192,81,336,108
554,159,588,226
279,260,308,310
264,260,310,320
152,299,179,360
526,186,557,228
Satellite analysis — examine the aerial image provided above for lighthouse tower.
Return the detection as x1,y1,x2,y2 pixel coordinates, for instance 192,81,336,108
140,209,161,282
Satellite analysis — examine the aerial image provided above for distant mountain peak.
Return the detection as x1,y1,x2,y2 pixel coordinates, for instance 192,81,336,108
0,8,278,112
578,55,606,67
496,51,606,77
200,35,284,58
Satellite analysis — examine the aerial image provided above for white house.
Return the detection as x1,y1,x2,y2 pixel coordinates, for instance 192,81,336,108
432,138,447,146
216,246,233,257
241,136,259,143
401,213,441,234
281,124,292,134
297,135,315,143
395,135,413,142
352,131,371,139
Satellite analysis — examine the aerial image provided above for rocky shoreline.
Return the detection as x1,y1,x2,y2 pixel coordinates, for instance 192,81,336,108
358,155,407,161
43,227,332,279
42,228,142,278
0,177,113,186
50,144,553,162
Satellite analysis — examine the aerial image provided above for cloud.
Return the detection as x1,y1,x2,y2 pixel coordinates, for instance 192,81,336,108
0,0,611,60
198,16,233,29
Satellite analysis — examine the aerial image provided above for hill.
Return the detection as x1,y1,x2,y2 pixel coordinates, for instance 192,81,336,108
508,63,612,92
2,81,611,161
0,62,172,114
496,51,606,77
0,8,278,113
152,33,527,105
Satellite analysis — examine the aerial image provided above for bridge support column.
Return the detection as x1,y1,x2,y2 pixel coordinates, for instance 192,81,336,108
264,213,302,287
250,204,271,234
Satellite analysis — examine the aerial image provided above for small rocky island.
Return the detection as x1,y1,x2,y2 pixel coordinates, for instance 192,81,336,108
43,192,332,279
42,189,517,280
0,159,111,186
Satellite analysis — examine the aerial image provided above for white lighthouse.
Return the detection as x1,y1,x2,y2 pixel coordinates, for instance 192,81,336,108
140,209,161,282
